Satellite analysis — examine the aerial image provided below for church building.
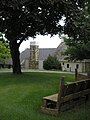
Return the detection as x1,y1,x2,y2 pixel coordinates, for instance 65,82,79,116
20,41,90,72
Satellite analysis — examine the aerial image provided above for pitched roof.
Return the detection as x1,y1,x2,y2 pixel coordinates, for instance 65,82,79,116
20,48,30,62
55,42,67,60
0,58,12,65
20,48,56,62
39,48,56,60
5,58,12,65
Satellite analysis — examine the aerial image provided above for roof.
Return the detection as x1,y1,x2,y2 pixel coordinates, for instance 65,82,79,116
39,48,56,60
5,58,12,65
20,48,56,62
55,42,67,60
0,58,12,65
20,48,30,62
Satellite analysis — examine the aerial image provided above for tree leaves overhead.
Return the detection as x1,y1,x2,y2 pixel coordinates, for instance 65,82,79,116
0,0,85,43
0,0,62,42
64,0,90,61
64,0,90,42
64,43,90,61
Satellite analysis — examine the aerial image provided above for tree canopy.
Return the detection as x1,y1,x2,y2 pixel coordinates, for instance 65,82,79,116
64,1,90,61
0,33,10,63
0,0,87,73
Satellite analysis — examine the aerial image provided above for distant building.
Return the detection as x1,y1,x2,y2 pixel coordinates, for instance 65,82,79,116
20,47,56,70
20,41,90,72
0,58,12,69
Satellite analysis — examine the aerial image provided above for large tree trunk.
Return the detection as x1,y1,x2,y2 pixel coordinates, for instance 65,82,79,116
9,40,21,74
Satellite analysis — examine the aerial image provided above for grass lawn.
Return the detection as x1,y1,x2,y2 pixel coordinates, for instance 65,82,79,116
0,72,90,120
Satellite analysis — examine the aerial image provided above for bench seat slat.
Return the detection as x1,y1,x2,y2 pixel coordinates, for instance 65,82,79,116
43,93,58,102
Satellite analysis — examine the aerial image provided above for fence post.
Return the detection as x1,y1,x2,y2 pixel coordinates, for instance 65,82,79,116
75,68,78,81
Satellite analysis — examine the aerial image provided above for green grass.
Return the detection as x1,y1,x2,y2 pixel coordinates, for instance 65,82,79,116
0,72,90,120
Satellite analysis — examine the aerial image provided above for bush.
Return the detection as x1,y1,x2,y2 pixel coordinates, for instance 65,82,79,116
43,54,62,70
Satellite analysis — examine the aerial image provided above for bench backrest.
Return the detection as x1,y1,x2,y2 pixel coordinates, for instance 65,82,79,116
63,79,90,96
57,77,90,105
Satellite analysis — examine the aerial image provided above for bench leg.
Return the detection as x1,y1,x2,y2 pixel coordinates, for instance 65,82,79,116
42,99,47,107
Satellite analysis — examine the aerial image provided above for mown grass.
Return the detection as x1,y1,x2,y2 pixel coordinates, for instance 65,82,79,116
0,72,90,120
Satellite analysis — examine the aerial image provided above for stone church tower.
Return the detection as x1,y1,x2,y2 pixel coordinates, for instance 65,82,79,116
29,41,39,69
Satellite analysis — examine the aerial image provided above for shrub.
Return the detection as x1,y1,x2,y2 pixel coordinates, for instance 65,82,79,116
43,54,62,70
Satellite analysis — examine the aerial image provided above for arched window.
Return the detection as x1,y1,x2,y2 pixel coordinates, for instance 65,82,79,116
67,64,69,68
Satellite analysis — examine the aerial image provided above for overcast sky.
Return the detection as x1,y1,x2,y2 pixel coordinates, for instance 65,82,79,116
19,34,62,52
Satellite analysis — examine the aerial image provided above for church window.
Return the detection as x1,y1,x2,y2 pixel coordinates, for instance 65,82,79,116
76,64,79,69
67,64,69,68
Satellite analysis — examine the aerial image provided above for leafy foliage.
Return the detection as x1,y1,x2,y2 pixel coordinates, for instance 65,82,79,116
43,54,62,70
0,33,10,63
64,1,90,61
64,0,90,41
0,0,86,43
64,42,90,61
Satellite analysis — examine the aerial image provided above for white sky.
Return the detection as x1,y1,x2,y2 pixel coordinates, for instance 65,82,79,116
19,35,62,52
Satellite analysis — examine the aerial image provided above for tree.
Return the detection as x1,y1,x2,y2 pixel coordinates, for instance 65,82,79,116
64,36,90,61
0,0,86,74
43,54,62,70
64,1,90,61
64,0,90,40
0,33,10,64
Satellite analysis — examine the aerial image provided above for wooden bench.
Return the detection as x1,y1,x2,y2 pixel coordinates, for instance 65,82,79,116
41,77,90,115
